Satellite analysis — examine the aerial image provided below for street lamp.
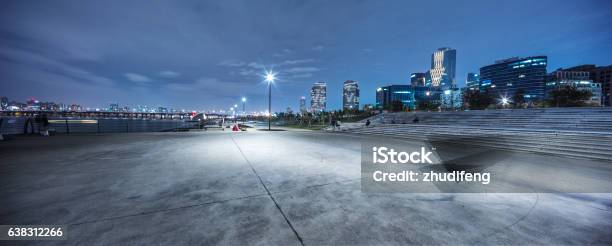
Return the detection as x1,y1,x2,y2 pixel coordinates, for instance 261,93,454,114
264,70,276,131
233,104,238,123
241,97,246,122
500,96,510,108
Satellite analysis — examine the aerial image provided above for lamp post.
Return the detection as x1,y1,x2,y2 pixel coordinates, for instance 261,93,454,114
241,97,246,123
228,107,233,126
233,104,238,123
265,70,276,131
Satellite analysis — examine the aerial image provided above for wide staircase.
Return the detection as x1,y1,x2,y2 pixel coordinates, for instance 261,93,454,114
337,107,612,160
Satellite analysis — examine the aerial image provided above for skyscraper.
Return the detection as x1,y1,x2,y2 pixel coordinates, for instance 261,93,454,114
480,56,547,101
342,80,359,110
429,47,456,88
0,96,8,110
299,96,306,113
310,81,326,112
466,73,480,89
410,73,426,86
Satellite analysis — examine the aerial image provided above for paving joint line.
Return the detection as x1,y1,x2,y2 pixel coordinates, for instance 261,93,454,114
69,193,269,226
230,134,305,246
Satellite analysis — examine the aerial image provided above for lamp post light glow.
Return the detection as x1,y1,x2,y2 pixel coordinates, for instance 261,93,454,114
500,97,510,108
264,70,276,131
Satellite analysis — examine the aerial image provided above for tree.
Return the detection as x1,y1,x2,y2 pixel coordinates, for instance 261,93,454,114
547,86,593,107
463,89,495,110
512,89,526,108
389,100,404,112
417,100,440,111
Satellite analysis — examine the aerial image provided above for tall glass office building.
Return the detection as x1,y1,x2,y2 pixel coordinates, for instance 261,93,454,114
466,73,479,89
479,56,547,101
376,85,413,110
342,80,359,110
410,73,426,86
310,81,327,113
376,85,460,110
429,47,456,88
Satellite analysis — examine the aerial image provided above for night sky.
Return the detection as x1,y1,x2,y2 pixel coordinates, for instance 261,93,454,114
1,0,611,112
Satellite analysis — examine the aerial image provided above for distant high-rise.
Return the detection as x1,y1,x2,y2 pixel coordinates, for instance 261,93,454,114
376,85,461,111
342,80,359,110
26,98,40,111
0,96,8,110
157,107,168,113
109,103,119,112
480,56,547,101
546,69,602,106
376,85,413,110
69,104,82,112
429,47,456,87
310,81,327,112
410,73,426,86
564,64,612,106
466,73,480,89
299,96,306,113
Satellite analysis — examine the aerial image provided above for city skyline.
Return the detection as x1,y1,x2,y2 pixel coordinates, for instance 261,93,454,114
1,0,611,112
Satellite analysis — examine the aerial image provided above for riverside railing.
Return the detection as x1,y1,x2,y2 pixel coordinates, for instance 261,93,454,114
0,117,197,135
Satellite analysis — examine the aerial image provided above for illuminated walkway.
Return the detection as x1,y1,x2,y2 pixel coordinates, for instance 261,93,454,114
1,131,611,245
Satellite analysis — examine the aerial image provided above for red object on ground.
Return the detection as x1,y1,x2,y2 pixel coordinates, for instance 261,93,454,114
232,124,239,131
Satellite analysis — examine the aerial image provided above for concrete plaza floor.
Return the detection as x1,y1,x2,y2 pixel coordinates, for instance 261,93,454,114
0,130,611,245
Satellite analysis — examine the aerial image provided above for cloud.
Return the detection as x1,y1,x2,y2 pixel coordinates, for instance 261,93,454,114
124,73,152,83
0,45,122,106
220,60,273,71
284,67,320,73
247,62,267,69
312,45,324,51
238,69,258,76
159,70,181,78
282,59,315,65
165,82,191,91
288,73,314,79
0,46,114,88
164,76,264,99
219,60,247,67
361,48,374,53
221,59,315,72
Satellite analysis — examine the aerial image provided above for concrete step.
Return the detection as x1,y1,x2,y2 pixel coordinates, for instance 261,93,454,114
346,129,612,160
